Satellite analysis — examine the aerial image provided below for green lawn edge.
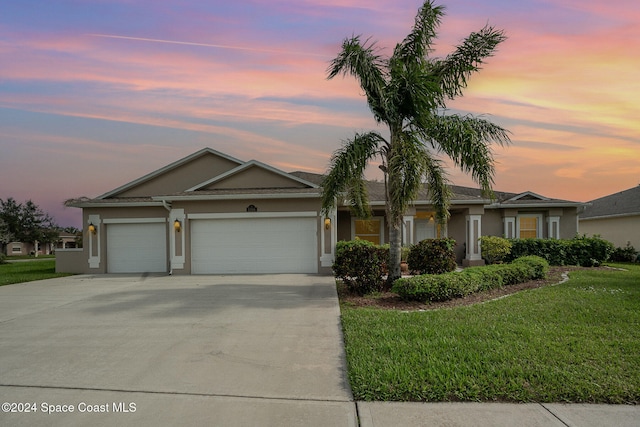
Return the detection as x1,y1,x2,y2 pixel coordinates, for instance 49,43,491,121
0,259,74,286
339,263,640,403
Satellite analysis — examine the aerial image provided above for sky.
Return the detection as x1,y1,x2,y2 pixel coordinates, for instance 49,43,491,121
1,0,639,229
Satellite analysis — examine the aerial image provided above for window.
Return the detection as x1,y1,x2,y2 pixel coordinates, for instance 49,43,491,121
354,219,382,244
517,214,542,238
11,245,22,253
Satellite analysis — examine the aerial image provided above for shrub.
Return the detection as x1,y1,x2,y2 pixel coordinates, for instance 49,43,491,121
333,240,389,294
393,256,549,303
610,243,638,263
0,252,6,264
512,255,549,279
407,238,457,275
480,236,512,264
506,236,614,266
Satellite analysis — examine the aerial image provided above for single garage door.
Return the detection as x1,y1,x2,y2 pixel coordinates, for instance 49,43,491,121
106,222,167,273
191,217,318,274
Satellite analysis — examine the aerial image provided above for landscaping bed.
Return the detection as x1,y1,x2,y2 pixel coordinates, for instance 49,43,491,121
338,266,588,311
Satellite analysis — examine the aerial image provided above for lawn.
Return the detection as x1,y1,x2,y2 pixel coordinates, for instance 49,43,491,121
339,263,640,403
0,259,73,286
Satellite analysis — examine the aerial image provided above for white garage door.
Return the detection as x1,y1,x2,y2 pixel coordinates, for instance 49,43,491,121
191,217,318,274
107,222,167,273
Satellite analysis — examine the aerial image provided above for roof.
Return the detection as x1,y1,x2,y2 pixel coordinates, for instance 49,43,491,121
289,172,580,208
580,185,640,219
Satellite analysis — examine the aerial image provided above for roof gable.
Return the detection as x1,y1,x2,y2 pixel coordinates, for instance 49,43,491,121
189,160,319,191
506,191,550,202
99,148,243,198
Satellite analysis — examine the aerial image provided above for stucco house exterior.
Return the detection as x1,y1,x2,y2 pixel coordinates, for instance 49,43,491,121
579,185,640,249
61,147,583,274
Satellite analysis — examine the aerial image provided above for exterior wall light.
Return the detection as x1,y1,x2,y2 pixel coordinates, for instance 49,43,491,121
324,218,331,230
174,219,182,232
88,223,97,235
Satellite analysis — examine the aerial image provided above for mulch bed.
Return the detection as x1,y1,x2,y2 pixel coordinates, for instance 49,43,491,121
338,266,599,311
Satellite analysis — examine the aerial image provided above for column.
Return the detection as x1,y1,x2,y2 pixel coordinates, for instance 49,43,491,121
170,208,185,272
88,214,101,269
503,217,516,239
547,216,560,239
463,214,485,267
320,208,337,268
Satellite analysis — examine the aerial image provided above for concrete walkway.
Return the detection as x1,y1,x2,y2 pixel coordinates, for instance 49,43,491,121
0,275,637,426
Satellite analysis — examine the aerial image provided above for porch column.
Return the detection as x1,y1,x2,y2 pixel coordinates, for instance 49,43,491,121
547,216,560,239
463,212,485,267
403,215,415,246
503,217,516,239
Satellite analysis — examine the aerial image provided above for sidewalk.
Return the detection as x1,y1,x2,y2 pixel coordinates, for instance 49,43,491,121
358,401,640,427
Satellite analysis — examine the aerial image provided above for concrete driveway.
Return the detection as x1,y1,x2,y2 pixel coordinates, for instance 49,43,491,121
0,274,356,426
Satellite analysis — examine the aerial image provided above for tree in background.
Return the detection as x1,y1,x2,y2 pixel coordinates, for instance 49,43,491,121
321,0,510,283
0,198,59,256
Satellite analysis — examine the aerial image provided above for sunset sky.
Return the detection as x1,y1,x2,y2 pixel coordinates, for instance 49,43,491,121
1,0,639,228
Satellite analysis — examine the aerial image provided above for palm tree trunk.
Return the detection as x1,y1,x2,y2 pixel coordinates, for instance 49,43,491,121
387,220,403,285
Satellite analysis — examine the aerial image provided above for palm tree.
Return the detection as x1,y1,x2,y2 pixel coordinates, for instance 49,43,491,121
321,0,511,284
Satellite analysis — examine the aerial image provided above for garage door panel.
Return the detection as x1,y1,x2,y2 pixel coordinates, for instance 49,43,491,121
107,223,167,273
191,217,317,274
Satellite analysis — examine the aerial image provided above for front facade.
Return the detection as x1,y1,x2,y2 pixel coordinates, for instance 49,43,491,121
64,148,582,274
67,148,335,275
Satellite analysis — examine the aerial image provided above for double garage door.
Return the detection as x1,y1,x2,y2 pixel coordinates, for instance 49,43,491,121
106,217,318,274
191,216,318,274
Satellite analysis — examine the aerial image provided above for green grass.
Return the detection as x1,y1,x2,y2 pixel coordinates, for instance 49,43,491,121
340,263,640,403
0,259,73,286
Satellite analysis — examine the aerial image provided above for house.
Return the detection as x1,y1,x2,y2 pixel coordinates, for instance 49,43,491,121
579,185,640,249
62,147,583,274
4,233,76,257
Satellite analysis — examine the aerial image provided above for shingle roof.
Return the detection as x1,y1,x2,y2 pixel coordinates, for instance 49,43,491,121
580,185,640,219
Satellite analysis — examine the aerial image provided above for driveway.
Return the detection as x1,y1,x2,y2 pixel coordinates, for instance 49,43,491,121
0,274,356,426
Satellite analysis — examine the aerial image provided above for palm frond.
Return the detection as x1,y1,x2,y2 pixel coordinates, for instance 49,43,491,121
434,25,506,99
392,0,444,63
327,36,388,122
422,114,510,196
321,131,386,217
422,155,452,224
386,132,429,222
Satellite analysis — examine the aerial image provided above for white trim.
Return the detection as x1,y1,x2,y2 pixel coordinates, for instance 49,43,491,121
465,214,482,261
187,159,318,191
508,191,550,201
71,201,165,208
103,218,166,224
170,209,185,271
547,216,560,239
155,192,320,201
503,217,516,239
188,211,318,220
88,214,101,269
580,212,640,221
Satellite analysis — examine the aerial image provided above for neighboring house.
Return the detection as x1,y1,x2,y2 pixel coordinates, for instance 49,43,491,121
63,147,583,274
4,233,77,256
579,185,640,249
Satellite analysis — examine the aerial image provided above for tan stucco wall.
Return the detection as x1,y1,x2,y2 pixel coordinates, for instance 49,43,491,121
55,249,85,273
580,215,640,249
206,166,308,189
116,154,241,197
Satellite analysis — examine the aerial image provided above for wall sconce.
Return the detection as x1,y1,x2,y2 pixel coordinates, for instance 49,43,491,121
324,218,331,230
174,219,182,232
88,223,97,235
429,214,435,223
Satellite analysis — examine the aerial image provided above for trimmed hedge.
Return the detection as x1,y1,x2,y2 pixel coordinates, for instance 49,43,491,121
480,236,512,264
392,256,549,303
333,240,389,294
506,236,614,266
407,238,457,275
